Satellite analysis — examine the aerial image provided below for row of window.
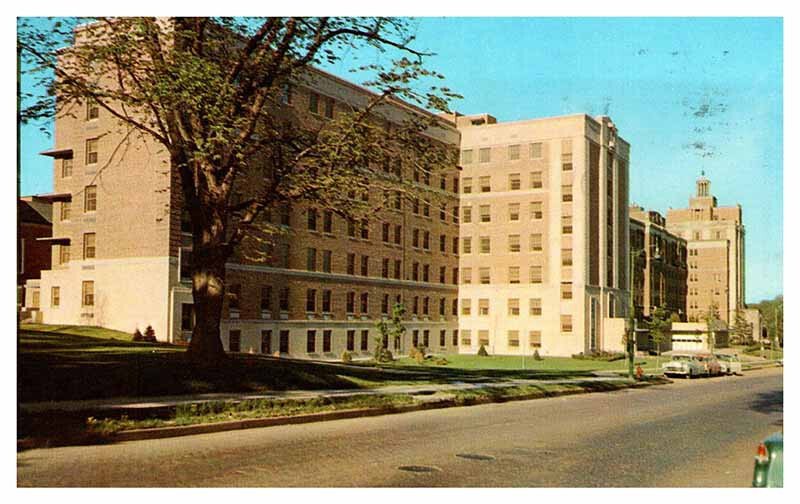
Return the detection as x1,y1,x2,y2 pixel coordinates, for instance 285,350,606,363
48,282,93,307
461,233,571,255
459,329,544,348
59,186,97,221
461,142,545,165
458,297,572,320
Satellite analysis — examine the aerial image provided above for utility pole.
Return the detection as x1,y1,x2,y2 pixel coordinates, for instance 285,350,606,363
627,249,640,380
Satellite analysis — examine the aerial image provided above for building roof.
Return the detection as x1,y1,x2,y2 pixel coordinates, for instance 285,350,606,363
18,199,52,226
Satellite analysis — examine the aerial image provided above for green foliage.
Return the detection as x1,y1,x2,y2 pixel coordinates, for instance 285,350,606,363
704,301,721,352
143,325,157,343
571,351,625,362
375,303,406,363
341,351,352,364
409,345,426,364
477,344,489,357
132,329,144,342
533,349,543,361
751,295,783,345
731,307,752,345
648,305,672,355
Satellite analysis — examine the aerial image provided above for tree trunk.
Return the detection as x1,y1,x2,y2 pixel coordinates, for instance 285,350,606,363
186,243,229,365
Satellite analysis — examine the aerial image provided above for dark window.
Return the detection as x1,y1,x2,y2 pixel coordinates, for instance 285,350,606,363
347,253,356,274
452,330,458,346
228,284,241,311
361,330,369,351
347,330,355,351
229,330,241,352
307,330,316,353
307,208,317,230
279,287,290,311
412,330,419,347
361,255,369,276
346,292,356,313
360,292,369,313
309,92,320,114
323,211,333,233
279,330,289,353
181,303,194,331
440,330,446,347
260,286,272,311
306,289,317,312
261,330,272,354
322,290,332,312
323,330,332,352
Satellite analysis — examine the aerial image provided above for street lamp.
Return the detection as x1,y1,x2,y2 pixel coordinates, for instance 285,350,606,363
627,248,646,380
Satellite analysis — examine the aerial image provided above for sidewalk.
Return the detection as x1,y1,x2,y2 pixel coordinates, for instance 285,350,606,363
19,374,630,416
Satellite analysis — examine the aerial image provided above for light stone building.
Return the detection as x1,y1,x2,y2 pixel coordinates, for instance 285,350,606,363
665,175,745,325
450,113,630,356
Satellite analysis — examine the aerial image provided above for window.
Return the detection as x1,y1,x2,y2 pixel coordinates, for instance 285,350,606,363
323,210,333,233
261,330,272,354
508,298,520,316
478,298,489,316
382,222,390,242
508,266,520,284
309,92,320,114
412,262,419,281
84,185,97,212
530,201,542,219
461,298,471,316
439,265,446,283
452,237,459,254
508,203,520,221
60,201,71,221
59,244,71,265
228,284,241,311
562,248,573,266
461,329,472,346
51,287,60,307
347,330,356,352
423,330,430,347
463,206,472,223
86,99,99,120
453,206,459,224
561,152,573,171
323,330,332,352
61,158,73,178
322,250,332,273
508,144,520,160
530,142,543,159
394,224,402,245
306,248,317,271
439,234,446,253
423,201,430,217
180,303,195,331
461,150,473,164
530,171,542,189
562,215,573,234
361,255,369,276
463,237,472,254
452,267,459,285
461,267,472,284
530,233,542,252
360,219,369,239
412,297,419,315
81,280,94,306
562,184,573,202
179,248,192,281
360,292,369,313
261,286,272,311
83,233,96,259
463,177,472,194
530,298,542,316
307,330,317,353
439,297,446,316
322,290,332,313
478,330,489,346
347,253,356,275
561,282,573,300
530,265,543,283
440,176,447,191
280,82,293,105
439,203,447,221
412,330,419,347
479,236,490,254
509,173,521,191
479,176,491,192
279,287,290,311
229,331,241,352
381,294,390,314
423,231,430,250
324,97,334,119
346,291,356,313
529,331,542,348
479,205,491,222
361,330,369,351
479,267,490,284
279,330,289,353
508,331,520,348
394,260,402,279
440,329,446,347
382,258,390,278
452,299,458,316
422,297,429,316
479,148,491,163
279,205,291,226
307,208,317,230
561,315,573,333
509,234,520,253
423,264,430,282
85,138,99,165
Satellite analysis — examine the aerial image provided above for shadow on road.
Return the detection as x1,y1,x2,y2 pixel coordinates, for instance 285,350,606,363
747,389,783,415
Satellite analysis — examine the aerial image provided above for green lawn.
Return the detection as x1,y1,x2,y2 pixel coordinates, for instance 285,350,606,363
20,323,135,341
390,353,669,372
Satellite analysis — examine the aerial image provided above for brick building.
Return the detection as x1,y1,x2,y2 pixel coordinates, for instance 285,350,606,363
629,205,688,321
18,196,53,313
665,174,745,324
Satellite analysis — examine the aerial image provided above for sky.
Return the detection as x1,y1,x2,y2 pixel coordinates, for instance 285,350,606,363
18,17,783,303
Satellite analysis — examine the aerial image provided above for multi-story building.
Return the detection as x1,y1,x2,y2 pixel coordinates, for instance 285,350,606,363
35,45,461,357
450,112,630,356
629,205,688,321
18,196,53,317
666,174,745,324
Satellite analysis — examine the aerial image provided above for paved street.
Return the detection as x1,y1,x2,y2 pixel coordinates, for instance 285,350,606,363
18,368,782,487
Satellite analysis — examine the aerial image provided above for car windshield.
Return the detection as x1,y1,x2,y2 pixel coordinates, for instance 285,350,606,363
673,355,693,361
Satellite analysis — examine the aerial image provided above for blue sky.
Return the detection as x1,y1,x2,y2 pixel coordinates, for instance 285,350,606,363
19,17,783,303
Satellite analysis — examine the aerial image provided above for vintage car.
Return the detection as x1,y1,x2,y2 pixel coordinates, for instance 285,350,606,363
715,353,743,375
662,353,706,378
753,433,783,487
696,353,722,376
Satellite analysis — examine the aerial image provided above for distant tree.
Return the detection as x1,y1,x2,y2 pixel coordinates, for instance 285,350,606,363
731,307,751,345
703,301,720,353
375,303,405,362
648,305,671,368
477,344,489,357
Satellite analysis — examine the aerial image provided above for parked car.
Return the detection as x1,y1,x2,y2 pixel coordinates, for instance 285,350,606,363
662,354,706,378
696,353,722,376
715,353,743,375
753,433,783,487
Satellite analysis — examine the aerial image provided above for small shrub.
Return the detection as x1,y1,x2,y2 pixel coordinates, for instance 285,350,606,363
433,357,449,366
380,348,394,362
132,328,144,341
143,325,157,343
533,349,543,361
341,351,352,364
477,344,489,357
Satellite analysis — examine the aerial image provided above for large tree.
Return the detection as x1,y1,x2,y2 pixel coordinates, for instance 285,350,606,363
19,17,459,364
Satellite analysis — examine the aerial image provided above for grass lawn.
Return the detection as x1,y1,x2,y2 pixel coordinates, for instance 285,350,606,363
389,353,669,373
20,323,134,341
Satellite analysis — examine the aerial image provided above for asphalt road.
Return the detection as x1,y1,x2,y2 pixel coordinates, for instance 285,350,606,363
17,367,782,487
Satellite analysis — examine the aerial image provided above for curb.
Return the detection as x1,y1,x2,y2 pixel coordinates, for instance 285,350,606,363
111,380,658,443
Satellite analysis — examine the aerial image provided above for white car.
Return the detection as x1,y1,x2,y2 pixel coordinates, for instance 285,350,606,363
715,353,743,375
662,353,706,378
